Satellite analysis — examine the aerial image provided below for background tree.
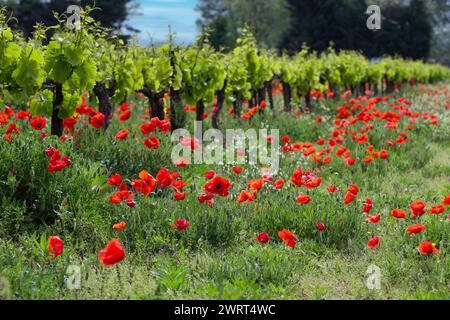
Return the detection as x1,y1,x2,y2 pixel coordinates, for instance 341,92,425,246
197,0,438,61
280,0,371,54
429,0,450,65
196,0,234,50
196,0,291,50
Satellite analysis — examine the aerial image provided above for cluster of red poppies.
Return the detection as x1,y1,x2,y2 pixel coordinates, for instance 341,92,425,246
2,84,449,268
280,90,445,169
45,147,72,172
108,168,187,207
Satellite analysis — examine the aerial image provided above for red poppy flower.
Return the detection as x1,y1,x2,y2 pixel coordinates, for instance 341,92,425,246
255,232,270,243
63,116,77,131
171,219,190,230
119,102,129,112
321,155,332,165
204,171,215,180
274,179,285,190
391,209,407,219
232,166,243,174
48,236,64,259
15,110,30,120
418,241,439,255
174,192,186,201
174,157,190,167
45,146,55,157
348,184,359,195
396,136,406,145
407,224,426,234
60,135,69,143
198,193,214,204
48,149,71,172
281,135,291,143
306,177,323,189
260,100,267,109
303,147,316,156
363,198,373,214
6,123,19,134
356,133,369,144
118,110,131,122
140,122,156,135
90,113,105,129
247,179,264,192
344,158,355,166
109,193,121,204
132,170,157,196
316,223,325,232
155,168,173,188
278,229,297,248
316,138,325,145
367,213,381,224
343,191,356,205
368,236,380,249
160,120,171,133
363,155,372,164
107,174,123,187
171,180,186,191
327,185,339,193
442,193,450,206
409,201,427,217
30,116,47,131
237,190,257,203
2,133,11,142
99,239,126,266
144,136,159,150
115,129,130,140
109,190,133,204
205,176,232,197
430,205,445,215
297,193,312,204
113,221,127,230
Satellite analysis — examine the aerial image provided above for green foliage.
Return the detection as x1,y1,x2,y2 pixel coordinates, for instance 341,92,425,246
1,81,450,300
114,43,144,101
0,130,110,241
180,41,226,104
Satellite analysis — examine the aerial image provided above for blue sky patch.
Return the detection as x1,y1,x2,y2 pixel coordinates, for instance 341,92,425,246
126,0,200,44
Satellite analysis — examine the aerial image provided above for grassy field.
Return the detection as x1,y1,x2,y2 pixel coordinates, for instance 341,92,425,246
0,83,449,300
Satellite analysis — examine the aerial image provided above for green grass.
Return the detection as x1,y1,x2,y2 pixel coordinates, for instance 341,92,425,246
0,84,449,300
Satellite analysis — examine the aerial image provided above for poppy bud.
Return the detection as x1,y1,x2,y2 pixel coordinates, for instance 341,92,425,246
255,232,270,243
45,146,55,157
126,199,136,208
